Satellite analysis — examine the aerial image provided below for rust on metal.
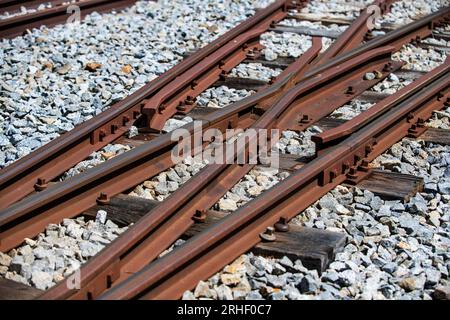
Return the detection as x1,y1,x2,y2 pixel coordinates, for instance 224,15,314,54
313,59,450,148
98,70,449,300
0,5,446,210
0,0,295,209
0,0,138,39
0,1,447,301
41,45,399,300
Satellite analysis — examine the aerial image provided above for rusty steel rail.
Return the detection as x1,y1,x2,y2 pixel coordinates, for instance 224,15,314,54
38,1,402,298
38,44,400,299
313,61,450,148
0,0,296,209
21,6,447,300
0,46,397,254
1,3,445,253
140,11,286,130
0,3,445,299
306,7,449,76
0,6,446,210
98,65,450,300
0,0,68,15
0,0,138,39
0,3,444,213
38,38,323,300
313,0,395,65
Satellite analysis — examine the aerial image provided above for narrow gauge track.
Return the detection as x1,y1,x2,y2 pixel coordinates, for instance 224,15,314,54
0,0,73,14
30,6,448,299
0,0,447,299
0,0,137,39
0,0,445,213
0,0,427,252
0,0,297,210
100,61,449,300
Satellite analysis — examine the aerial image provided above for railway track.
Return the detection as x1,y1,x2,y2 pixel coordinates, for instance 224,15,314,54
0,0,137,39
0,0,449,300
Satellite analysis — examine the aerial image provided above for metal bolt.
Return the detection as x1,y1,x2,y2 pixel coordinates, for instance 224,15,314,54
192,210,206,223
383,62,392,72
219,70,227,80
260,226,276,242
274,217,289,232
300,114,310,123
97,192,109,205
359,160,370,172
268,76,276,85
176,104,188,112
185,96,195,105
346,86,355,94
34,177,48,191
417,118,425,127
330,169,338,181
158,104,166,114
246,50,256,59
445,97,450,107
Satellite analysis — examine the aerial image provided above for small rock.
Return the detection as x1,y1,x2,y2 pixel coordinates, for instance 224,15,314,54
9,256,26,273
337,270,357,287
264,48,278,61
66,223,83,239
218,198,237,211
297,276,318,294
278,256,293,269
0,252,12,267
194,280,216,299
335,203,352,216
220,273,241,286
121,64,132,74
382,262,397,274
433,286,450,300
18,245,33,256
57,64,71,75
388,73,399,82
246,290,263,300
425,269,441,287
399,276,425,292
182,291,196,300
96,210,108,224
438,180,450,195
215,284,233,300
428,211,440,227
85,62,102,72
270,291,286,300
31,271,53,290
